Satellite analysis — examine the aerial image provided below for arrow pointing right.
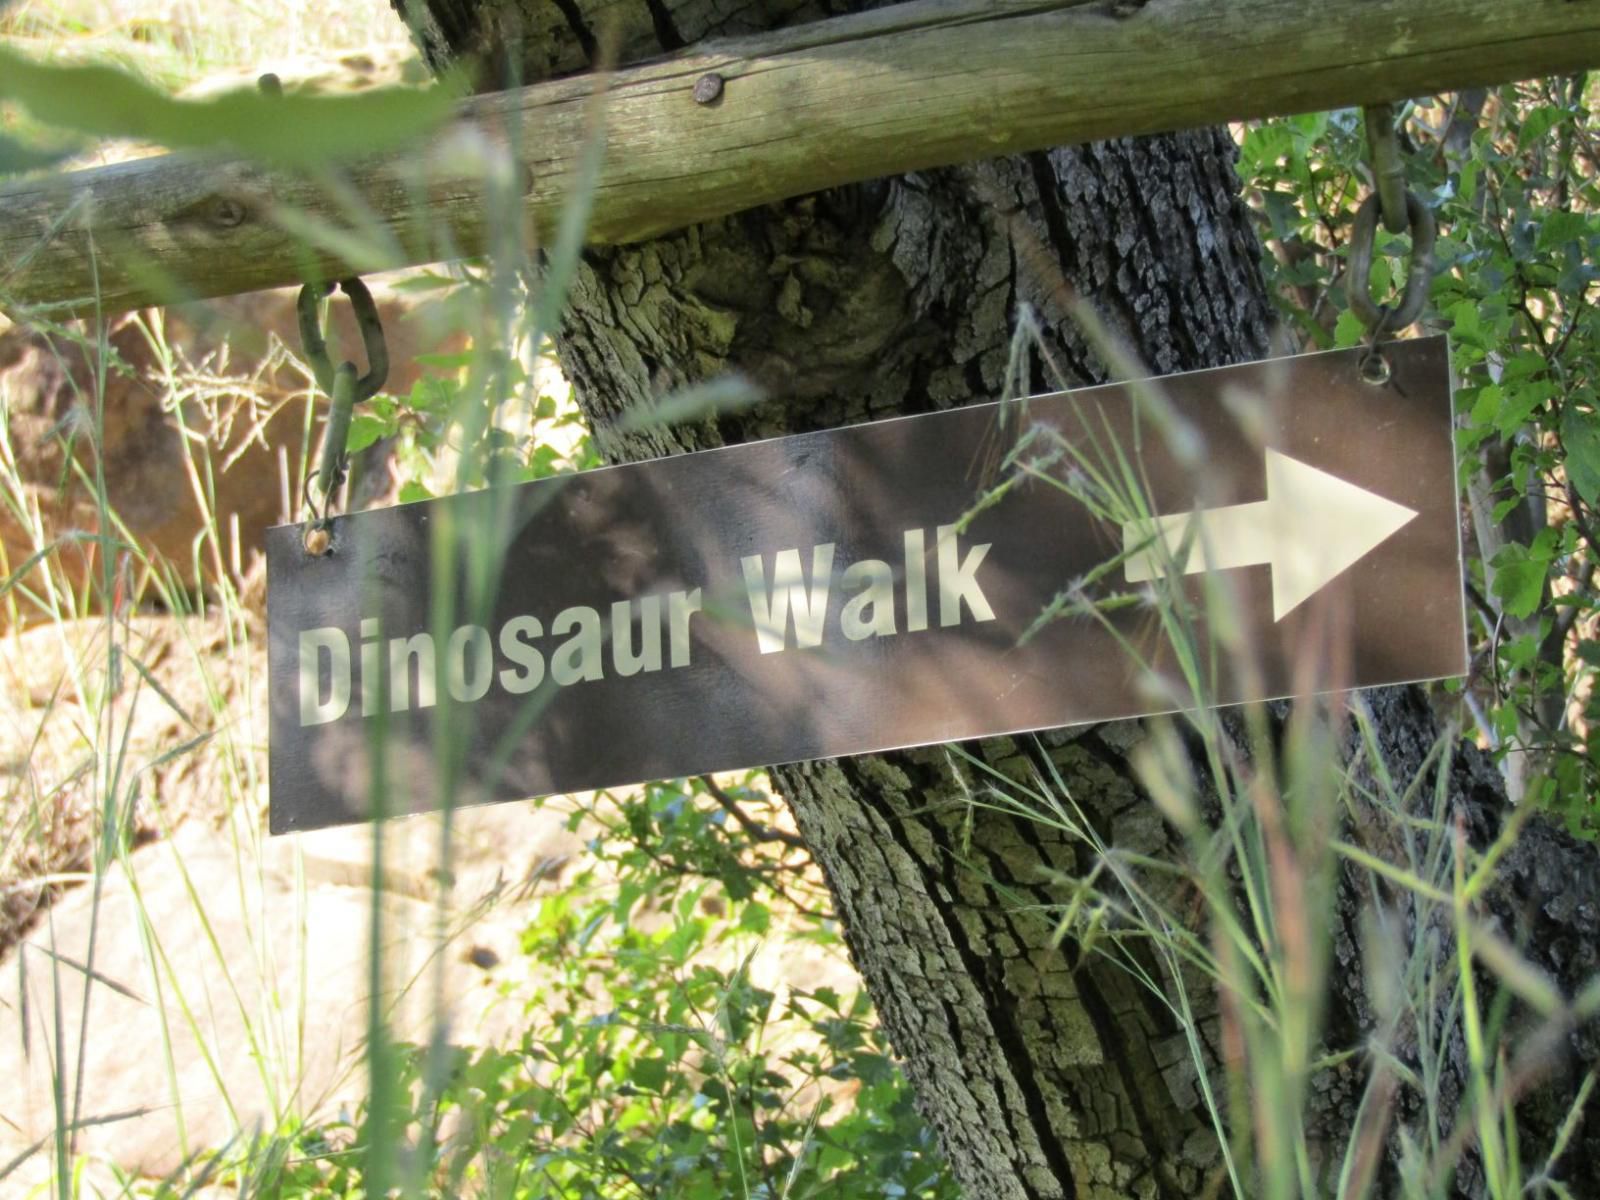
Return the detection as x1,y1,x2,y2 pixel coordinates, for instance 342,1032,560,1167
1121,449,1418,621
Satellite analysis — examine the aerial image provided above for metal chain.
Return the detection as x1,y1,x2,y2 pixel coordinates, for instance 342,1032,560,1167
1348,104,1438,379
297,276,390,554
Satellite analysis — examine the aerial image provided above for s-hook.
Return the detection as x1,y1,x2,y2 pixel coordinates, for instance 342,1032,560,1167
1347,103,1437,385
297,276,390,555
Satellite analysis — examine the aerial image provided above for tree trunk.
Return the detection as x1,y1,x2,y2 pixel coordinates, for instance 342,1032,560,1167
399,4,1600,1195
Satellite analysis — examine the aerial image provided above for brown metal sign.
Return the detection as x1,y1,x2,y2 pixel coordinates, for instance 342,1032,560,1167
267,338,1465,834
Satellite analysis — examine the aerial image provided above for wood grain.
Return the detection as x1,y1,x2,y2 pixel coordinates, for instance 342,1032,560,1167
2,0,1597,314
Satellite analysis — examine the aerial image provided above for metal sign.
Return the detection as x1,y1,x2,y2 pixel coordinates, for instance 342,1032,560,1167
267,338,1465,834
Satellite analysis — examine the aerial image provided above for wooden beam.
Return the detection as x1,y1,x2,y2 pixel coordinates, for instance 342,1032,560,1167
3,0,1598,315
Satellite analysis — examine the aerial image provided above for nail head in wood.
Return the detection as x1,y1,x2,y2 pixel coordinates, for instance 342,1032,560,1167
693,73,724,105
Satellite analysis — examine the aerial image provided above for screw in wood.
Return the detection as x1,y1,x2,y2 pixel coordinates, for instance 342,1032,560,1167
693,73,725,105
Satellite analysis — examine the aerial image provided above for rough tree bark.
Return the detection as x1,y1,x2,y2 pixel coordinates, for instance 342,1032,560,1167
399,3,1600,1195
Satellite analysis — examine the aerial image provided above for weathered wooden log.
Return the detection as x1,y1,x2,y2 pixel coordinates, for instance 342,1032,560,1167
2,0,1598,315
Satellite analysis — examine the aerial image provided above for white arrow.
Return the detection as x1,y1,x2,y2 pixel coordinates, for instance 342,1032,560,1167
1121,449,1418,621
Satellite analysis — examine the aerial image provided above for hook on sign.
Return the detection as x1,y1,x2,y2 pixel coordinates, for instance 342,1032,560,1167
1347,189,1437,336
1364,101,1410,237
301,362,360,555
297,277,389,554
1348,105,1437,382
296,276,390,402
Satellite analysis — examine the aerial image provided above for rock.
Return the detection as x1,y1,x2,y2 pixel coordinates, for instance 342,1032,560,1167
0,284,463,627
0,801,583,1179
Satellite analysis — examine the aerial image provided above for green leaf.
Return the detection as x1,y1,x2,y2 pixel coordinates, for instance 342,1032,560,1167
1537,211,1593,252
1490,531,1556,620
0,131,80,177
1239,124,1293,174
408,377,456,413
738,901,771,936
1491,494,1524,525
414,351,474,370
387,271,461,294
0,45,466,168
1448,299,1481,341
345,413,391,455
1469,383,1503,428
631,1057,670,1093
1494,382,1551,439
1502,632,1542,671
1518,105,1569,151
522,444,567,481
1333,309,1366,349
1562,405,1600,506
614,377,764,434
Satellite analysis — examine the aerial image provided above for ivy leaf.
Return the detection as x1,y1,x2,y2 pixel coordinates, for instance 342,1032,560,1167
739,901,771,936
1562,405,1600,506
